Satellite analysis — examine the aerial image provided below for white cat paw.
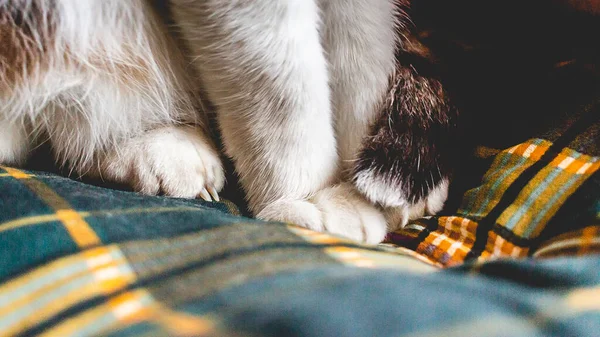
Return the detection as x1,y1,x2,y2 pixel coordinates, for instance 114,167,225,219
98,125,225,200
384,178,449,231
256,183,388,244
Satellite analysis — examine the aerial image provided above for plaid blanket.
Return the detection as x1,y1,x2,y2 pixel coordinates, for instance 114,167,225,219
1,161,599,337
1,63,599,337
1,99,599,336
385,104,600,267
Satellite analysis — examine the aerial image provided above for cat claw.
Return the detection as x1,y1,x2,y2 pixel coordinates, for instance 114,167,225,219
207,186,220,202
98,126,225,200
199,186,220,202
199,188,213,202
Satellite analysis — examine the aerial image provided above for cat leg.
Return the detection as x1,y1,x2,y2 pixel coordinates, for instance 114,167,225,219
280,0,397,242
244,0,398,243
320,0,398,172
0,120,30,167
352,31,457,230
0,1,45,167
1,0,224,198
170,1,338,214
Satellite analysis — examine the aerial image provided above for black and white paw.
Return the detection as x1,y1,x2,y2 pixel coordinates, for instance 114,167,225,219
382,179,449,231
354,165,450,230
351,47,458,229
98,125,225,200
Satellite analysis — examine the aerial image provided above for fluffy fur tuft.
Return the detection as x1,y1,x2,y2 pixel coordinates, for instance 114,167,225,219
0,0,224,198
352,1,458,224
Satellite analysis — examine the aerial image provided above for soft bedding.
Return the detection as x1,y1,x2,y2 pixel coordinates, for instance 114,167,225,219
0,102,598,336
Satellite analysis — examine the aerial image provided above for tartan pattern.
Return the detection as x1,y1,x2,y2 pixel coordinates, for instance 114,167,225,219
0,166,441,336
385,138,600,267
1,154,599,336
1,112,599,337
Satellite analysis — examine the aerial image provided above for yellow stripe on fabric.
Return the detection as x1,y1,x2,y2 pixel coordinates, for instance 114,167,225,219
288,225,439,271
459,140,547,218
41,291,217,337
0,214,69,232
533,225,600,258
496,155,563,235
324,246,438,272
287,225,348,244
2,167,100,248
508,166,577,237
56,209,100,247
527,174,591,237
500,150,599,238
399,315,536,337
579,226,600,256
0,206,202,233
1,166,33,179
38,289,153,337
0,246,136,337
150,305,217,337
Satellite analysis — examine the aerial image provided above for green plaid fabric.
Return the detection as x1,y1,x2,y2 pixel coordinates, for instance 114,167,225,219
1,134,600,336
1,97,599,337
1,166,440,336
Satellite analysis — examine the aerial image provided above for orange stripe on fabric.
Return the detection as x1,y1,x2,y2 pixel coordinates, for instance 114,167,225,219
2,166,100,248
1,166,33,179
579,226,599,256
550,153,599,174
56,209,101,247
484,232,529,259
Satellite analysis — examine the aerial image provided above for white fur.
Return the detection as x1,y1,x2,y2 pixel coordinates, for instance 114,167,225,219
320,0,399,171
170,0,401,243
384,178,450,231
170,0,338,212
356,168,449,231
425,178,449,215
0,120,30,166
0,0,224,198
354,168,411,208
258,183,388,244
96,125,224,199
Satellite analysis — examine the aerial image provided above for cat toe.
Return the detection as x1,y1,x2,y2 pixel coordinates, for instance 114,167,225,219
99,125,225,200
311,183,388,244
383,178,449,231
424,178,449,215
255,183,387,244
353,167,410,208
256,199,325,232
